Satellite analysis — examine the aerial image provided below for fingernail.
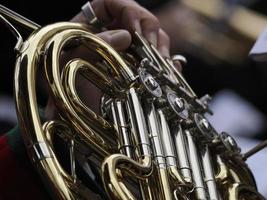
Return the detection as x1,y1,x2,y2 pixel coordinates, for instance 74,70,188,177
133,20,142,34
147,32,157,47
159,46,170,58
173,60,182,72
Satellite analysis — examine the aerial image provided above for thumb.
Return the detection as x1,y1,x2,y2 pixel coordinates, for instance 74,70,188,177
97,30,132,51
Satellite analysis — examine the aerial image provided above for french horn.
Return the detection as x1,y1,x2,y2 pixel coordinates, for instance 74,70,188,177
0,4,267,200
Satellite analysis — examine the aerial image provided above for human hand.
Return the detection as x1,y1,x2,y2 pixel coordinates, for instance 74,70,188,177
72,0,172,59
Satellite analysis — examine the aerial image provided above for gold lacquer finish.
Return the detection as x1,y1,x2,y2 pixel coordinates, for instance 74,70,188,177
1,4,266,200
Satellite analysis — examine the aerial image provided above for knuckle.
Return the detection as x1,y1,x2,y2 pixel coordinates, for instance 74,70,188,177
142,15,160,33
150,15,160,29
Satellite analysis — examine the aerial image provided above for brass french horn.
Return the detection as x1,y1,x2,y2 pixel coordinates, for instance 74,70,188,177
0,4,266,200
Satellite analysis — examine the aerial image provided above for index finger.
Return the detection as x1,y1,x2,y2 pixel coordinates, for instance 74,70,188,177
91,0,160,47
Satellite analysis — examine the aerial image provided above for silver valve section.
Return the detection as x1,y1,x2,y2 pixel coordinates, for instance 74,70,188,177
139,68,162,98
219,132,241,154
167,92,189,120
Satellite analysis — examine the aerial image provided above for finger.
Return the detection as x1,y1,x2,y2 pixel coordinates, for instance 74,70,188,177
172,55,186,72
120,5,142,34
92,0,137,24
92,0,160,46
117,4,160,47
97,29,132,51
140,13,160,47
71,12,87,23
173,60,183,72
91,0,111,23
157,29,170,58
103,0,143,34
